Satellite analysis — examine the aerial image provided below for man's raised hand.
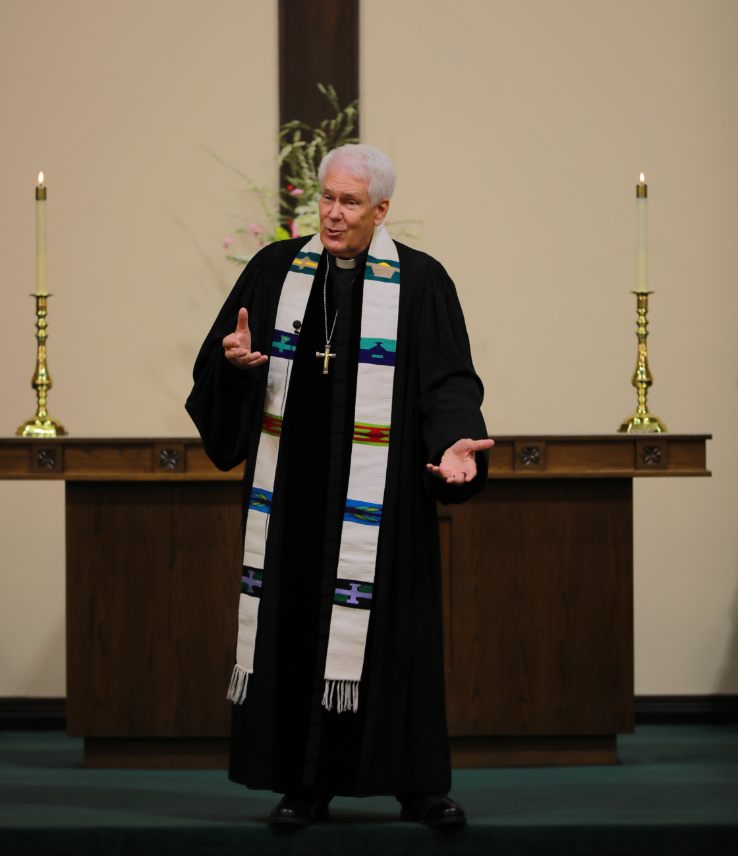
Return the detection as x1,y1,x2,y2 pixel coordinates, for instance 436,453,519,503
426,438,495,485
223,308,268,370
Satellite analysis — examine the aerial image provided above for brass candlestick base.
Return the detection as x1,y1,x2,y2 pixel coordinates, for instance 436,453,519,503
618,291,667,434
16,293,67,438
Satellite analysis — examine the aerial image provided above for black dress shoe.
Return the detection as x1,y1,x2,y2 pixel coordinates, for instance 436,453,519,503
399,793,466,827
269,793,331,827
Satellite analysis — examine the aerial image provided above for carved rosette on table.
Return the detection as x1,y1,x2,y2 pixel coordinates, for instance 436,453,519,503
37,449,57,469
160,450,180,470
643,445,661,466
520,446,540,466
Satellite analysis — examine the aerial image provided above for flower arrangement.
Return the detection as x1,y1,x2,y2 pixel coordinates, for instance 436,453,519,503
213,84,420,265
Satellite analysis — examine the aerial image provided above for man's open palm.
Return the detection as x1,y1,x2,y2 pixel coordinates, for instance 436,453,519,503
223,308,268,370
426,438,495,485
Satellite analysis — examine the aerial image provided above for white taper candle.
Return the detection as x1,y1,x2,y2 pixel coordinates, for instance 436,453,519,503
36,172,47,295
636,173,647,293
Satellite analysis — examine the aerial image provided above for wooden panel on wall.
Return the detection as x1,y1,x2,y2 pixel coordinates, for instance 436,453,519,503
186,444,240,476
547,441,634,473
279,0,359,133
668,438,707,471
66,481,242,738
64,444,152,475
443,478,634,737
0,444,31,474
0,436,709,480
487,441,514,472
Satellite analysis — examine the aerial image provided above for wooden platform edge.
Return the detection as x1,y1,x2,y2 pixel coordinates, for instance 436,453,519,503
450,736,617,768
81,735,616,770
84,738,230,769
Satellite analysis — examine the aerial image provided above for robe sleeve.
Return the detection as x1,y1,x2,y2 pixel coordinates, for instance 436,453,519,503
184,247,272,471
417,259,489,505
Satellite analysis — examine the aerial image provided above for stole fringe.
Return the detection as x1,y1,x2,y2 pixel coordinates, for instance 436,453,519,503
322,679,360,713
226,664,251,705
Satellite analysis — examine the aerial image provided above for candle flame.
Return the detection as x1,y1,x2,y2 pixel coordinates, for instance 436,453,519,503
38,172,44,185
640,173,645,183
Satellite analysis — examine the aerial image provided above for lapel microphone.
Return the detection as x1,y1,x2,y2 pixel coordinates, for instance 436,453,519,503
293,320,302,334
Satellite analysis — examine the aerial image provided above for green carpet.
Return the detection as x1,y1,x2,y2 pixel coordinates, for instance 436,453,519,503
1,726,737,855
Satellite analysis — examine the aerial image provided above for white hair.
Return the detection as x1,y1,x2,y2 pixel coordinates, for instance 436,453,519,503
318,144,396,206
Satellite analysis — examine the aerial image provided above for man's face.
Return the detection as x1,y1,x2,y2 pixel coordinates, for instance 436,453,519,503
319,167,389,258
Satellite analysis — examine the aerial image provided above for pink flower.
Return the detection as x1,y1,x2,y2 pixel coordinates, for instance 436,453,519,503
290,188,304,196
222,236,233,248
249,223,263,235
290,222,299,239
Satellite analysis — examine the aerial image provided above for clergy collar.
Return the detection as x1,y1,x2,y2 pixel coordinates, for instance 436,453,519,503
331,244,370,269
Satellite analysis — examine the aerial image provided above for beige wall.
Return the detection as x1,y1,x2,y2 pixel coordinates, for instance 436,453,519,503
1,0,736,697
0,0,278,695
361,0,738,694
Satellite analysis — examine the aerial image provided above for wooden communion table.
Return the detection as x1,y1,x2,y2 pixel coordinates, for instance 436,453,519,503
0,434,710,768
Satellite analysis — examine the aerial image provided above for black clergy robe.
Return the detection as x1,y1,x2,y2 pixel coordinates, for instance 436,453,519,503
185,234,489,797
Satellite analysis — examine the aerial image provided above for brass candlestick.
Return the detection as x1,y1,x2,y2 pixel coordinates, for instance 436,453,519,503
618,291,667,433
16,293,67,437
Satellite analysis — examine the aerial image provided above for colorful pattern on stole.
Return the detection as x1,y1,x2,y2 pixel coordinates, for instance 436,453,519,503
228,226,400,714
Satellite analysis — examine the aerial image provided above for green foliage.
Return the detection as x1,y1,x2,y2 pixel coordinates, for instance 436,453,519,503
277,84,359,226
211,84,420,265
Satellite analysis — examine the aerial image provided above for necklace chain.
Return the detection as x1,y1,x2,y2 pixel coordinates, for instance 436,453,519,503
323,257,338,345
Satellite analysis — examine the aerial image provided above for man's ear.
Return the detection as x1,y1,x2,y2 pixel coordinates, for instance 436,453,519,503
374,198,390,226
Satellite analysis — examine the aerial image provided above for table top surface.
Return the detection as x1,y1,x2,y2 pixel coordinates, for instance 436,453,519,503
0,435,711,481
